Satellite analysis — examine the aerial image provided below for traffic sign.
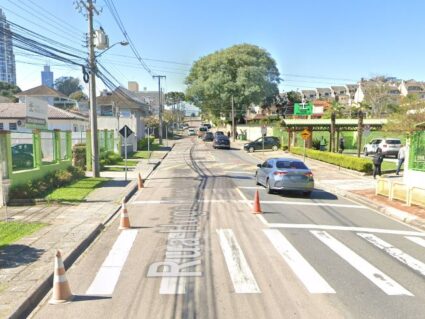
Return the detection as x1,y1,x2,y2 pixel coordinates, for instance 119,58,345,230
119,125,134,138
301,129,311,140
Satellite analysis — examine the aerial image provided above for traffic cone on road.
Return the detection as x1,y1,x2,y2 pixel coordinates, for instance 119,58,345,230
49,250,73,304
253,190,262,214
137,173,144,189
119,199,131,230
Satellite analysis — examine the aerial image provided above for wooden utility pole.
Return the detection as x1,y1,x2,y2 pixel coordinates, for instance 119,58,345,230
153,75,166,144
357,110,364,157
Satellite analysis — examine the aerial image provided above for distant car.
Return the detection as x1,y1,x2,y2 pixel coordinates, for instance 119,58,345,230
202,123,212,130
213,136,230,149
203,132,214,142
11,144,34,169
244,136,280,153
197,126,208,138
187,128,196,136
214,131,225,138
363,138,401,157
182,124,189,129
255,157,314,196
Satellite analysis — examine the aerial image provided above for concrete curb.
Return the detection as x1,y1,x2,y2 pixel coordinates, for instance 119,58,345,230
8,146,173,319
315,180,425,231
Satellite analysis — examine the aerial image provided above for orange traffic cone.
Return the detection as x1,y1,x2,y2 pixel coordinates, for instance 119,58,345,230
49,250,73,304
253,190,262,214
137,173,144,189
119,199,131,230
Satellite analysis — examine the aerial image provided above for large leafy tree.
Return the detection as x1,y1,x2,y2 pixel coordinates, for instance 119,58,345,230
185,44,280,119
54,76,83,96
165,91,185,105
0,81,21,102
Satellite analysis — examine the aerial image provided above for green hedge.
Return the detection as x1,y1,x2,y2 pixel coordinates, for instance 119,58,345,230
72,143,86,169
290,147,373,173
9,166,85,200
138,136,155,150
99,151,122,168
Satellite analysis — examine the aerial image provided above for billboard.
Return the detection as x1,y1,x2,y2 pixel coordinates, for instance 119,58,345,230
25,96,48,129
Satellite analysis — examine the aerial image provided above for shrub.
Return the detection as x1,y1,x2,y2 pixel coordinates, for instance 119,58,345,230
138,136,155,150
8,166,86,200
311,138,321,150
290,147,373,173
72,143,86,169
100,151,122,165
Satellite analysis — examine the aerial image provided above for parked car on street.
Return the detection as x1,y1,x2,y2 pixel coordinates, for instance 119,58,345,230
197,126,208,138
255,157,314,196
213,135,230,149
187,128,196,136
244,136,280,153
203,132,214,142
202,123,212,130
214,131,225,138
363,138,401,157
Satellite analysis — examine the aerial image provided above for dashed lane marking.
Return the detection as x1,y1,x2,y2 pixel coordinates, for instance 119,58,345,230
405,236,425,248
312,231,412,296
263,229,335,294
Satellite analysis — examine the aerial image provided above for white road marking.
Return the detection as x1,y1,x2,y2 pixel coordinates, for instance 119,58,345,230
235,187,252,208
258,201,366,208
224,171,254,174
238,186,262,189
159,232,186,294
217,229,261,293
312,231,412,296
265,223,425,237
359,233,425,277
86,229,138,295
263,229,335,294
405,236,425,248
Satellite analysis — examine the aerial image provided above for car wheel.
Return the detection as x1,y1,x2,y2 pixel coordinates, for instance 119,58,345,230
249,147,254,153
266,179,273,194
302,191,312,197
272,145,278,151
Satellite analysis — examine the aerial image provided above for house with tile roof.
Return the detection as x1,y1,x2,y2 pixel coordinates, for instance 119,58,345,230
0,103,88,132
15,85,81,110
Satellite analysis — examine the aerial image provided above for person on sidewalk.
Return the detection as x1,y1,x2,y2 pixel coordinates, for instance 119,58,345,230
320,136,326,151
227,131,231,138
339,136,345,154
396,144,406,175
373,149,384,179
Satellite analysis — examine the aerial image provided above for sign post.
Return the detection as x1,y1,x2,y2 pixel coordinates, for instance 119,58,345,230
119,125,134,181
147,127,150,164
301,129,311,162
261,126,267,154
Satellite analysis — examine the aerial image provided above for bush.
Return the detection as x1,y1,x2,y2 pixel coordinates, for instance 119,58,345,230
8,166,86,200
138,136,155,150
290,147,373,173
72,143,86,169
100,151,122,165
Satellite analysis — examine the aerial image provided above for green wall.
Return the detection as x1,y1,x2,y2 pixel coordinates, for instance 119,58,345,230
11,161,71,187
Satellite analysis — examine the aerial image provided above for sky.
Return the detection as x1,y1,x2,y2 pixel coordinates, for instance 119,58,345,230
2,0,425,96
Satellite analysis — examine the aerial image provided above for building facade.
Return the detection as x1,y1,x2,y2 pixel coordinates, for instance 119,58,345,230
0,9,16,85
41,65,54,88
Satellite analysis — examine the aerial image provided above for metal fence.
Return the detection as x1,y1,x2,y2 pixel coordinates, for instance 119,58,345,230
409,131,425,172
10,132,34,171
72,131,86,146
40,131,55,164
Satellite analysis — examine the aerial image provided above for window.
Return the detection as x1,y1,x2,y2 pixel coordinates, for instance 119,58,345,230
9,123,17,130
276,161,308,170
0,123,3,130
100,105,113,116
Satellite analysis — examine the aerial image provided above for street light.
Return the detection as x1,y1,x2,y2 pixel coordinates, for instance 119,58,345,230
96,41,129,59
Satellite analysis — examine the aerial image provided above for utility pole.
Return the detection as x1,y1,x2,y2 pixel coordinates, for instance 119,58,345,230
357,110,364,157
231,95,235,142
153,75,166,144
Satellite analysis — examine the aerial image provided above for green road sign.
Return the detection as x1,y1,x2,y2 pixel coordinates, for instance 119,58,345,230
294,102,313,115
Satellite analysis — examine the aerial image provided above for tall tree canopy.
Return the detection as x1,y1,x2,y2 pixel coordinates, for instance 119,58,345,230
165,91,185,105
54,76,83,96
185,44,280,118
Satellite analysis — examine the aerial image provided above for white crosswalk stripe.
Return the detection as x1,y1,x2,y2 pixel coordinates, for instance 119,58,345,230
405,236,425,248
217,229,261,293
359,233,425,278
264,229,335,294
312,231,412,296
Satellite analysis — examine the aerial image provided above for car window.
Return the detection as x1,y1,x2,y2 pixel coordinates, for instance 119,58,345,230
256,137,263,143
276,161,308,170
267,161,274,168
199,127,207,132
261,161,268,168
386,139,401,144
373,139,382,144
266,137,275,143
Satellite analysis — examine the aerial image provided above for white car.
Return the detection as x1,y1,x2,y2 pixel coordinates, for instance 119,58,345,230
187,128,196,136
363,138,401,157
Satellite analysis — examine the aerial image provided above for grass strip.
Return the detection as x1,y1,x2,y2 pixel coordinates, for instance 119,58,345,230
46,177,108,202
0,221,46,250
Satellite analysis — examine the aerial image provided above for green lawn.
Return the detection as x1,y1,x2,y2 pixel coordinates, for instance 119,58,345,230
129,143,162,159
46,177,108,202
103,167,136,172
382,161,398,171
0,221,46,250
115,160,138,166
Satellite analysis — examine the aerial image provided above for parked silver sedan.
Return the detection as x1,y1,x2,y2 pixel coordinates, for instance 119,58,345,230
255,157,314,196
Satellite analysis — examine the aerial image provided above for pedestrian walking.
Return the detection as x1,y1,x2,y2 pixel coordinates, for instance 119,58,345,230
227,131,231,138
320,136,326,151
396,144,406,175
372,149,384,179
339,136,345,154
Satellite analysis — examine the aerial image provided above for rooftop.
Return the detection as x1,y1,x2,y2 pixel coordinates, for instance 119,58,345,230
0,103,88,121
15,85,67,98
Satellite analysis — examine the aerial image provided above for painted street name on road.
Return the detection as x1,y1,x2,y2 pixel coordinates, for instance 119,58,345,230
147,208,206,279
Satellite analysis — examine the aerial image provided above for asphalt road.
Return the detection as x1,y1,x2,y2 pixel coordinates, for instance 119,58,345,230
31,137,425,319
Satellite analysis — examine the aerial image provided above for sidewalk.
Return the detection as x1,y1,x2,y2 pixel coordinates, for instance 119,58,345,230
232,140,425,230
0,146,171,319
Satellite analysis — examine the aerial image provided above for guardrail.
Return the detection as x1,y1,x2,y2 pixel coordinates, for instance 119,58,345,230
376,179,425,208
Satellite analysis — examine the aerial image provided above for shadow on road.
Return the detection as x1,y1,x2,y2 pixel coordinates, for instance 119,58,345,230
72,295,112,302
278,189,338,200
0,244,45,268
